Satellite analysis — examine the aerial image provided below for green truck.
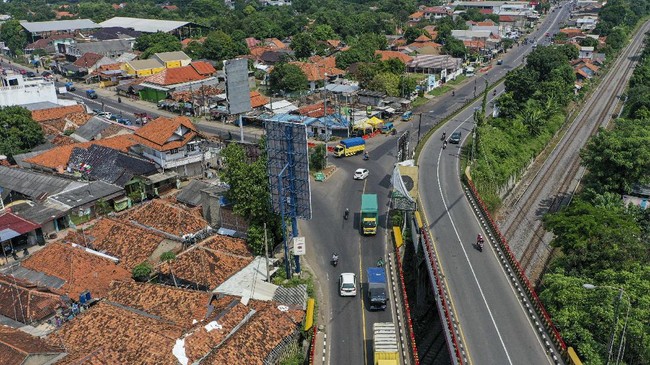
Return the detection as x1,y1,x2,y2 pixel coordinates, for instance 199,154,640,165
361,194,378,235
373,322,399,365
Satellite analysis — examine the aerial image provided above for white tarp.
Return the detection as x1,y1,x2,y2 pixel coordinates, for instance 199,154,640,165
391,160,415,203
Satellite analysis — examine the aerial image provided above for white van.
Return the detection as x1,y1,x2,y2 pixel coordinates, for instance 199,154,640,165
339,273,357,296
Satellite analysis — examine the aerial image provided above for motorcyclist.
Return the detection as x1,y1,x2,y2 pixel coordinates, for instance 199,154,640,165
493,89,497,96
332,253,339,265
443,140,447,149
344,208,350,219
452,90,455,97
442,131,446,140
363,151,369,160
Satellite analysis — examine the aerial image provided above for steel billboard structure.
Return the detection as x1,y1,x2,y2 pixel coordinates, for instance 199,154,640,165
224,58,251,115
265,120,312,277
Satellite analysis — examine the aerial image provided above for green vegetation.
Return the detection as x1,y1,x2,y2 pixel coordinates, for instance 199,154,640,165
132,262,153,281
0,106,45,162
268,62,309,95
309,144,327,171
133,32,182,59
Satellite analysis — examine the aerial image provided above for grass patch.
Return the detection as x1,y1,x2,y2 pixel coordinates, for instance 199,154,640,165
448,75,468,85
411,96,429,108
428,85,452,97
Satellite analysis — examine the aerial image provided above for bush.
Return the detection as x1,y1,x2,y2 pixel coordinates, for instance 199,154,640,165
132,262,153,281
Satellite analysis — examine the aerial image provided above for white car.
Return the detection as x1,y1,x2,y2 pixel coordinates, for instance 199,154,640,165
353,168,369,180
339,273,357,296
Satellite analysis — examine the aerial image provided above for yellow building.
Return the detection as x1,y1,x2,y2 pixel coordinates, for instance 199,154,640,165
122,59,165,77
152,51,192,69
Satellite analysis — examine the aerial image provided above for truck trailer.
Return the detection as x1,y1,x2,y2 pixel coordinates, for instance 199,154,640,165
373,322,399,365
361,194,378,235
333,137,365,157
367,267,388,311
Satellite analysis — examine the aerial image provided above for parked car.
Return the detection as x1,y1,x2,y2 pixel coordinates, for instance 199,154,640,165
449,131,462,144
117,118,132,126
354,168,369,180
25,71,36,77
339,273,357,297
97,112,112,119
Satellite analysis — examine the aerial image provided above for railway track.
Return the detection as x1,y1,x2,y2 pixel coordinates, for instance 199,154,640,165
500,21,650,276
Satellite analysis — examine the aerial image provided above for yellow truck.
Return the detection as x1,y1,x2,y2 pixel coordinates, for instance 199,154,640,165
333,137,366,157
374,322,399,365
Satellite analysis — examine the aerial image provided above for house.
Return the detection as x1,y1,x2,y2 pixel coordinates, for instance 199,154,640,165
375,50,413,64
0,72,57,107
407,55,463,82
0,274,67,325
423,6,451,20
0,211,42,253
574,60,599,80
451,30,492,42
0,325,65,365
579,46,594,59
69,116,131,142
157,234,254,290
63,39,135,59
357,90,386,107
20,242,132,300
576,16,598,31
72,52,114,74
124,199,209,239
409,11,425,23
289,56,345,90
122,58,165,77
138,61,217,102
130,116,206,176
152,51,192,68
24,33,74,55
65,217,180,270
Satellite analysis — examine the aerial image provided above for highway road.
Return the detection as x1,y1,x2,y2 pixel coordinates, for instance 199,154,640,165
301,2,574,364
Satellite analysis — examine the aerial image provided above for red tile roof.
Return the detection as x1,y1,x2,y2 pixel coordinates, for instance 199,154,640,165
73,52,104,68
289,57,345,82
477,20,496,26
158,237,253,289
0,274,65,323
296,101,336,118
132,115,197,151
66,217,168,270
326,39,341,48
200,301,304,364
0,325,64,365
375,50,413,64
25,134,138,171
190,61,216,75
250,91,270,108
201,234,252,256
21,242,132,299
26,33,74,50
560,27,585,38
480,8,493,14
246,37,261,48
464,40,486,49
499,15,515,22
46,301,183,364
125,199,208,237
181,37,206,47
414,34,432,43
31,104,85,123
0,211,40,235
410,11,424,18
266,38,286,49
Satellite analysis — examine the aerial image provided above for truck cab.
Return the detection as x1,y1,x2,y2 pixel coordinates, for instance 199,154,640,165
86,89,98,99
333,137,366,157
361,194,378,235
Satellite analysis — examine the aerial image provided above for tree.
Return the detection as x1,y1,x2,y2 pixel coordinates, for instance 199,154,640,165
558,43,580,61
504,68,540,102
0,20,27,55
184,40,205,59
132,262,153,282
580,118,650,194
76,2,114,22
309,144,327,171
519,100,545,136
268,62,308,94
404,27,423,44
368,72,400,96
380,58,406,75
0,106,44,161
441,37,467,58
526,46,571,82
134,32,182,59
580,37,599,48
312,24,338,41
202,30,247,61
291,32,316,59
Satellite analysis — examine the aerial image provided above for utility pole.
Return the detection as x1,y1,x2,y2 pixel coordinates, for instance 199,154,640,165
264,223,270,282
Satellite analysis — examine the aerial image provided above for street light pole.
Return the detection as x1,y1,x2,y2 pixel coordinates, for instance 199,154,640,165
583,284,631,365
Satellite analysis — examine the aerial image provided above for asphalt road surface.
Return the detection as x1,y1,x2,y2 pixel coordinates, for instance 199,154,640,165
301,2,574,364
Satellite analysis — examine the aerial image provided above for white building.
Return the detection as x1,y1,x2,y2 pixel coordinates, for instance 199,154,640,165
0,72,57,107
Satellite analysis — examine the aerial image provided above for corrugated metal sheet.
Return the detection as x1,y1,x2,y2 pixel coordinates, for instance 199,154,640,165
20,19,98,33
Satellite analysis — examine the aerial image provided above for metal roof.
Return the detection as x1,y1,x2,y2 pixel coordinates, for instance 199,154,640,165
49,181,124,209
99,17,191,33
0,166,83,200
70,117,111,142
20,19,99,33
0,263,66,290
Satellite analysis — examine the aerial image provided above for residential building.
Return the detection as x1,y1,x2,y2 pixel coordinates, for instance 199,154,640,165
0,210,42,253
290,56,345,90
0,72,56,107
21,242,132,300
407,55,463,82
124,199,209,239
0,325,65,365
122,59,165,77
152,51,192,68
375,50,413,64
63,38,135,59
579,46,594,59
137,61,217,102
422,6,451,20
0,274,66,325
24,33,74,55
72,52,114,74
130,116,208,176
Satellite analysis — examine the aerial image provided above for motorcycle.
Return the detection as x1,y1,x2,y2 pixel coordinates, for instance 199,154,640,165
331,254,339,267
443,140,447,149
344,209,350,220
441,132,446,141
477,237,484,252
363,153,369,161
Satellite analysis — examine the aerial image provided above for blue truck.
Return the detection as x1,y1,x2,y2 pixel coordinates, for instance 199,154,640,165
367,267,388,311
333,137,366,157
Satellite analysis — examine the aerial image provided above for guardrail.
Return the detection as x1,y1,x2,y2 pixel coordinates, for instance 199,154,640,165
394,242,420,365
419,228,466,365
462,175,567,363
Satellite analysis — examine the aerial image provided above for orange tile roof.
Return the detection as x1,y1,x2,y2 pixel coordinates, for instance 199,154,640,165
414,34,431,43
31,104,85,123
200,301,304,364
410,11,424,18
73,52,104,68
45,301,183,365
21,242,132,299
584,63,599,72
190,61,216,75
499,15,515,22
132,115,197,151
477,20,496,26
297,101,336,118
326,39,341,48
107,281,212,328
201,234,253,256
464,40,486,49
375,50,413,64
249,46,273,60
125,199,208,237
143,64,206,86
158,236,253,289
97,63,121,71
289,59,345,82
250,91,270,108
0,325,64,364
66,217,167,270
560,27,585,38
25,134,138,171
266,38,286,49
0,274,65,323
181,37,206,47
408,41,442,49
